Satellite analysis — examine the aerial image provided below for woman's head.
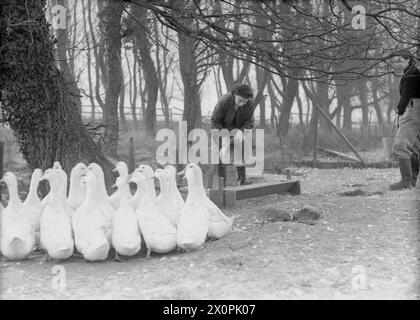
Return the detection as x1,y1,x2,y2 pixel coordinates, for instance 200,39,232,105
232,84,253,106
399,49,415,67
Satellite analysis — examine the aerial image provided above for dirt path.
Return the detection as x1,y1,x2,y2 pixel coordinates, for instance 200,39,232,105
1,168,419,299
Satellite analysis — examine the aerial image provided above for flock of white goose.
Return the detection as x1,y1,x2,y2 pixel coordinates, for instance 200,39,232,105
0,161,234,262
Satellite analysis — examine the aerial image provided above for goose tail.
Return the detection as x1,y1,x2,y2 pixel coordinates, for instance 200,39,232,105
52,245,74,260
9,237,25,256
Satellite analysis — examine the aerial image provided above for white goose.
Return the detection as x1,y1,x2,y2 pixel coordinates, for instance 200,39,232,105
67,163,87,211
176,164,209,252
155,167,183,228
165,165,185,208
109,161,129,209
21,168,44,246
130,164,155,210
73,170,110,261
0,172,35,260
86,163,114,242
41,161,67,207
39,169,74,260
186,163,233,239
111,176,141,261
130,168,177,258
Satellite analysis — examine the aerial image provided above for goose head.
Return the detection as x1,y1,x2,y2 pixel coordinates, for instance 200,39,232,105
31,169,43,183
179,163,204,188
0,172,18,189
53,161,63,170
137,164,154,180
40,169,60,193
87,163,105,181
113,161,129,177
164,165,177,177
82,170,97,192
130,169,150,192
53,161,67,183
154,168,166,182
70,163,87,180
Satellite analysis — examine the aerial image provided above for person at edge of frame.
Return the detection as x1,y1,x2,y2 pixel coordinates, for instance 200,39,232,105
211,83,255,186
390,49,420,190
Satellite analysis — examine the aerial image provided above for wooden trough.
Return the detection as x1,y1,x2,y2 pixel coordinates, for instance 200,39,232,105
209,177,301,208
223,180,301,208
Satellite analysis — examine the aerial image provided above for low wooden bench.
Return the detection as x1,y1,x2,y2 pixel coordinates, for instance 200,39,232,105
222,180,301,208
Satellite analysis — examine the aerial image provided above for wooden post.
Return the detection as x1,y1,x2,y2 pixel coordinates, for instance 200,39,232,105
0,141,4,205
315,104,365,165
0,141,4,179
209,176,224,208
312,107,319,168
128,137,134,173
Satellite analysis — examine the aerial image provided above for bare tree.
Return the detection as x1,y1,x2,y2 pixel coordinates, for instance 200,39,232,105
99,0,124,157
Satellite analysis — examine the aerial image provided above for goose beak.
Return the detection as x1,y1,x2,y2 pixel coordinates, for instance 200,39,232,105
111,183,117,189
177,169,186,176
112,167,118,173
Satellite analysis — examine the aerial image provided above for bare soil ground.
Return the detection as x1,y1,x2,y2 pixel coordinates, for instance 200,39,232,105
1,167,419,300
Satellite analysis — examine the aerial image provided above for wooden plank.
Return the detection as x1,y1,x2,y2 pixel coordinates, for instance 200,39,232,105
223,181,300,208
317,147,360,162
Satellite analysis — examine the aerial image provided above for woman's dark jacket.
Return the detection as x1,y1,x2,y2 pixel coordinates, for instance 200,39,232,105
211,93,255,130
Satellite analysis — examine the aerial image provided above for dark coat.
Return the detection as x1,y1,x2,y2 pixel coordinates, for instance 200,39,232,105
210,93,255,130
396,64,420,115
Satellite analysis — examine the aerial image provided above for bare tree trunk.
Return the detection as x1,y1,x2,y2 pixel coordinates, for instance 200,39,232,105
132,5,158,137
175,0,202,132
255,64,269,128
153,16,173,127
100,0,123,157
126,46,139,131
87,0,105,112
358,80,369,134
0,0,114,186
267,80,279,129
119,63,127,130
278,76,299,137
82,0,96,121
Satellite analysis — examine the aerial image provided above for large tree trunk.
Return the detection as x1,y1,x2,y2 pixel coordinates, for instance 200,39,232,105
55,0,82,115
99,0,123,157
0,0,114,186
